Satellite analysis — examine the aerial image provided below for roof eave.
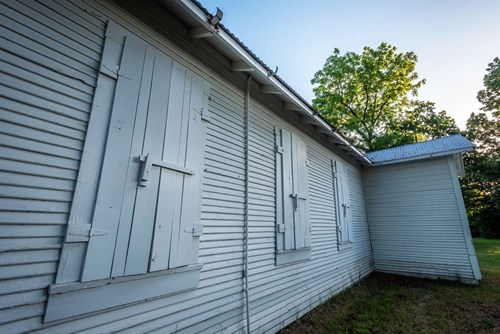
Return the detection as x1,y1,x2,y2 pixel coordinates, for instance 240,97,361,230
158,0,372,165
369,147,474,166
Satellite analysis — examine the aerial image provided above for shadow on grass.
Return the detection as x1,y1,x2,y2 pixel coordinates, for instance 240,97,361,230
279,238,500,334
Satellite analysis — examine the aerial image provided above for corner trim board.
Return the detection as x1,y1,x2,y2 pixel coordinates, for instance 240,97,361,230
446,156,482,282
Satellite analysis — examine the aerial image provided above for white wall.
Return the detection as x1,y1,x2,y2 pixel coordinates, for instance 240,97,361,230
363,156,481,284
0,0,373,333
245,100,373,333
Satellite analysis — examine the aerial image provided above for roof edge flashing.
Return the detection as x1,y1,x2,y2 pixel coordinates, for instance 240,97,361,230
369,147,474,166
161,0,371,164
175,1,317,114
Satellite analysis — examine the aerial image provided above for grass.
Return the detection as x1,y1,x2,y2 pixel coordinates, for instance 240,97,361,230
279,238,500,334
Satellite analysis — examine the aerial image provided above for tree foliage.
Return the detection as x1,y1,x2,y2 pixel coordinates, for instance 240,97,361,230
311,43,462,151
311,44,498,237
477,57,500,115
374,101,460,149
461,58,500,238
311,43,425,151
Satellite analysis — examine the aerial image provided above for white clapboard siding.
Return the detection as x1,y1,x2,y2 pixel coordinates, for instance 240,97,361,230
0,0,98,330
0,0,374,333
363,157,480,283
245,99,373,332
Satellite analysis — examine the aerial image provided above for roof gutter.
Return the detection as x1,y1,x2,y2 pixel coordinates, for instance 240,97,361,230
176,0,313,111
331,132,370,164
168,0,372,166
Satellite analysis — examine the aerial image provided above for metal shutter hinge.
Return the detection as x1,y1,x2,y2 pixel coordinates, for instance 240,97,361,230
185,223,203,237
66,223,109,242
200,107,211,122
99,63,119,79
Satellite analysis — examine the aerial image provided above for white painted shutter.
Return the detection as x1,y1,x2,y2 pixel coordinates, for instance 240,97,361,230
121,49,174,276
149,66,209,271
343,165,353,241
81,27,208,281
334,160,352,243
276,129,310,251
276,128,294,251
292,134,311,248
81,35,147,281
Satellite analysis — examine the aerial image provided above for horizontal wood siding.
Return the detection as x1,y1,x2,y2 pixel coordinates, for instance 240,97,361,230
363,157,478,283
245,101,373,333
0,0,103,331
0,0,373,333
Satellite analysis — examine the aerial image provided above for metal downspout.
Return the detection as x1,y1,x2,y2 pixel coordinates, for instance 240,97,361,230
243,75,253,333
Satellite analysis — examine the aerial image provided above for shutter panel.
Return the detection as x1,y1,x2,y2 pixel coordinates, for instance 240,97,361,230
337,161,346,242
171,74,209,267
332,160,345,242
123,49,174,276
110,46,156,277
343,165,352,242
149,63,189,271
68,23,207,282
335,161,352,243
55,21,125,284
81,36,147,282
332,160,343,242
275,128,284,251
292,134,310,248
149,64,209,271
276,129,294,251
276,130,310,251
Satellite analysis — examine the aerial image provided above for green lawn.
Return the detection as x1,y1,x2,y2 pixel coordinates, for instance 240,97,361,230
279,238,500,334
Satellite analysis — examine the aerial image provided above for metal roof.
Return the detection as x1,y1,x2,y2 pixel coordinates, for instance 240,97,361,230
367,135,474,165
159,0,372,165
156,1,473,169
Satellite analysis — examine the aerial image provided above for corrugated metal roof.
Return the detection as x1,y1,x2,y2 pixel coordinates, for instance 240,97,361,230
367,135,474,165
187,1,372,165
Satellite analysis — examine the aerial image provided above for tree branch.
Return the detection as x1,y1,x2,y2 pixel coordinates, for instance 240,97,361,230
373,98,391,124
339,99,359,119
362,83,370,123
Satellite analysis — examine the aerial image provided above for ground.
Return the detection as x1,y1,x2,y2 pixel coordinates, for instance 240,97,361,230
279,238,500,334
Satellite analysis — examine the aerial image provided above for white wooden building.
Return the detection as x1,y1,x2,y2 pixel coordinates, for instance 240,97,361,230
0,1,480,333
364,135,481,283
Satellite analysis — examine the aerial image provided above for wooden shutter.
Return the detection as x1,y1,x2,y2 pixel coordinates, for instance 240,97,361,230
334,160,352,243
149,66,209,271
276,129,310,251
276,128,294,251
81,27,209,281
81,35,148,281
121,49,174,276
292,134,311,248
342,165,352,241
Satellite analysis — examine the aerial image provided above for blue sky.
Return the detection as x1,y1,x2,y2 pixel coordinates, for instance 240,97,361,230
200,0,500,129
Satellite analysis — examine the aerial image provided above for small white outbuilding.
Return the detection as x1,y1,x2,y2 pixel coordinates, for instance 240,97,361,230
364,135,481,284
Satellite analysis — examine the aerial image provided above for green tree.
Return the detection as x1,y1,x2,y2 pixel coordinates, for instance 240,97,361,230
311,43,425,151
461,57,500,238
477,57,500,115
373,101,460,149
